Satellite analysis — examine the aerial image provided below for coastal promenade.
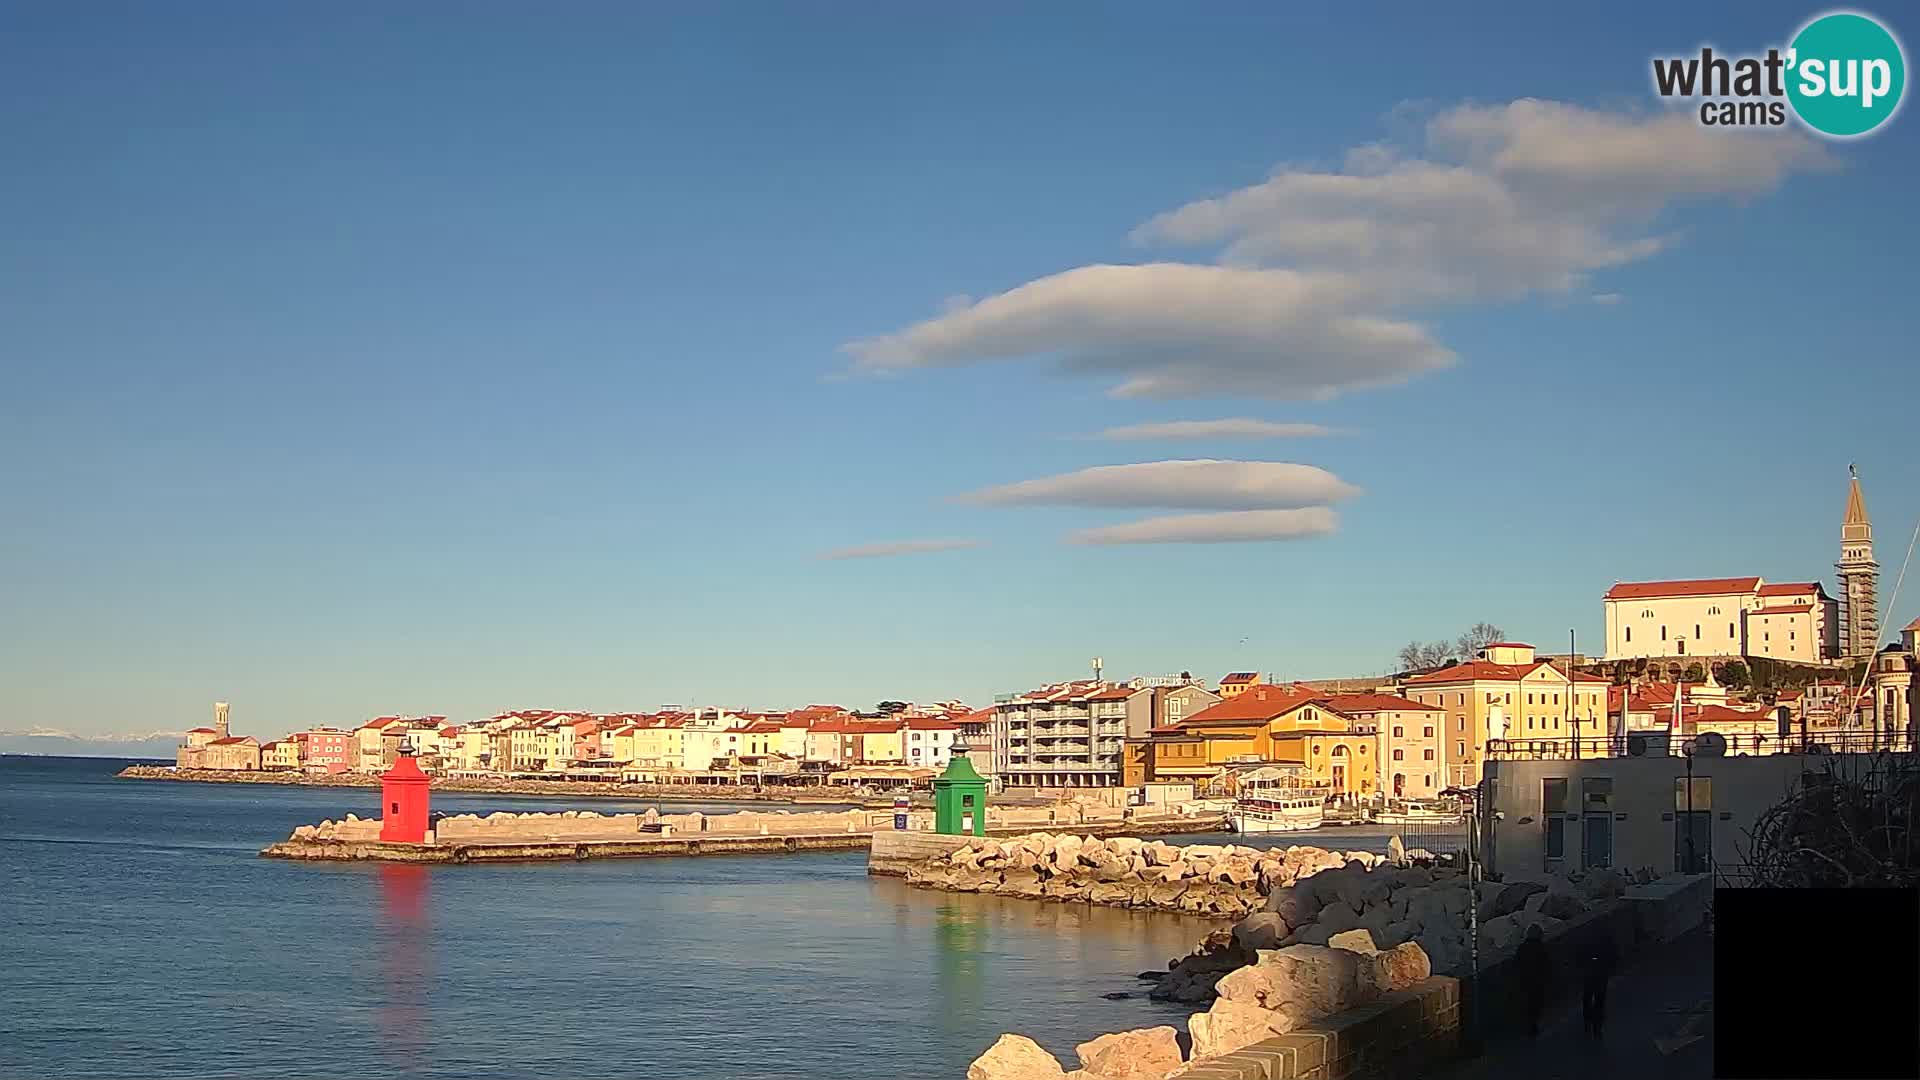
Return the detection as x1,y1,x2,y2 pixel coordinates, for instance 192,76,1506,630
1432,926,1713,1080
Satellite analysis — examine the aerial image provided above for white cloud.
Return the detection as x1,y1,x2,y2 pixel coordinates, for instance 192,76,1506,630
816,539,982,561
1135,100,1832,301
1590,292,1625,305
844,263,1453,400
1071,508,1338,545
1094,418,1338,441
843,99,1830,398
961,460,1360,511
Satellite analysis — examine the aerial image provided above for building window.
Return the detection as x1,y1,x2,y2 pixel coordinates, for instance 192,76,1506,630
1661,626,1668,641
1626,627,1632,642
1393,749,1404,761
1694,625,1701,639
1424,774,1433,788
1423,725,1434,738
1423,749,1434,760
1456,693,1465,706
1728,622,1736,638
1393,725,1404,737
1456,741,1466,756
1457,715,1465,731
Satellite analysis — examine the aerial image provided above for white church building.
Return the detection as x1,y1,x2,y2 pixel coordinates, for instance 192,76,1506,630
1603,577,1837,663
1602,470,1880,666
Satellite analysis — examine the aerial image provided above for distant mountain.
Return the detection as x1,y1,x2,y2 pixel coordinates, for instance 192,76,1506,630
0,727,181,760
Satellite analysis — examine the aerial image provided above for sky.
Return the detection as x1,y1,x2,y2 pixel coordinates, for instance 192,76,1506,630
4,3,1917,738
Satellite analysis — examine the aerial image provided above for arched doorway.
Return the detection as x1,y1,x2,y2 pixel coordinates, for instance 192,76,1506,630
1330,744,1348,794
1392,772,1405,797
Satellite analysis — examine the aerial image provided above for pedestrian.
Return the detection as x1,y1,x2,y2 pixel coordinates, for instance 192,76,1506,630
1515,923,1550,1037
1579,928,1618,1038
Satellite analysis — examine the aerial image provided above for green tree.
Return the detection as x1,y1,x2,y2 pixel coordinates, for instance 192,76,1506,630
1683,663,1706,683
1717,660,1751,691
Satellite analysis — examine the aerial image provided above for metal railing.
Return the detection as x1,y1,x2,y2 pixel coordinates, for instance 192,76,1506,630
1487,730,1910,760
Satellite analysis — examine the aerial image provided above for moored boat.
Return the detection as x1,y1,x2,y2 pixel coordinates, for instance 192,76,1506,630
1229,767,1328,833
1369,796,1464,826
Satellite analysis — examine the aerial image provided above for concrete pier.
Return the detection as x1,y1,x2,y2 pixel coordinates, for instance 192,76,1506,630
263,832,872,863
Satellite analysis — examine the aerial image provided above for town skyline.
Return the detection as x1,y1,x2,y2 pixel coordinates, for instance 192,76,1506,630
5,2,1917,737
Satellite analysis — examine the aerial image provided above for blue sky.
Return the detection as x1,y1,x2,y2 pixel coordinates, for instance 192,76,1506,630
5,3,1916,737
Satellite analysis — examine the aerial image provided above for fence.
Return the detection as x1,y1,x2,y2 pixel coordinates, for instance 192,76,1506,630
1487,730,1907,760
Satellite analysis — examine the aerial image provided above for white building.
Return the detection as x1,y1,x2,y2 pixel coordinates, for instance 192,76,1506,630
902,716,957,769
1602,577,1837,663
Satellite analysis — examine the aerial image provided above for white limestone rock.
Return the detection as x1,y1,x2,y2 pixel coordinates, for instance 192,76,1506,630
1073,1026,1184,1080
968,1034,1066,1080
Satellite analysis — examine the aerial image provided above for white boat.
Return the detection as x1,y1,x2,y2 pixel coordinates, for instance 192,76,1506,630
1229,768,1327,833
1370,797,1464,826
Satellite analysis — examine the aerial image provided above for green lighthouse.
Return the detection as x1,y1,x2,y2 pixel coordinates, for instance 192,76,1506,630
933,741,988,836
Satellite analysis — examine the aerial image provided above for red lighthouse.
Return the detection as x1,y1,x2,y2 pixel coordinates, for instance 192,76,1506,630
379,749,432,844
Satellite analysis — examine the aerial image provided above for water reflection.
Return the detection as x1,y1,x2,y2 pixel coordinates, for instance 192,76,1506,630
377,864,433,1074
932,903,987,1038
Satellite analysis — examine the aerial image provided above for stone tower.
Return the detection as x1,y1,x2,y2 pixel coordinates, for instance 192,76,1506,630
1837,466,1879,659
213,701,231,740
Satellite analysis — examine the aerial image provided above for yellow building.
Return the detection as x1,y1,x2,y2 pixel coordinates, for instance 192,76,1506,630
1135,686,1381,796
1401,642,1609,787
1217,672,1263,699
261,740,300,771
628,718,687,769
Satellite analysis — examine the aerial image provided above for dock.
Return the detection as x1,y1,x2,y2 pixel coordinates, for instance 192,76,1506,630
261,809,1227,864
263,832,872,863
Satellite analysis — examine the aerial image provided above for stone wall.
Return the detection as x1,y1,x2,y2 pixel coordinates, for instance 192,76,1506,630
965,859,1709,1080
908,834,1389,919
870,831,980,876
1171,975,1461,1080
434,807,885,841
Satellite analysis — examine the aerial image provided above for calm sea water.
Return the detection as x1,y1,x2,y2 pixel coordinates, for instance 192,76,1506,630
1,756,1224,1080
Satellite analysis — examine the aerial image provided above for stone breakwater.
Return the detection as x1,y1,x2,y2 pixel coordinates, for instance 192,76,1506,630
902,834,1399,919
117,764,881,805
288,806,887,844
963,850,1670,1080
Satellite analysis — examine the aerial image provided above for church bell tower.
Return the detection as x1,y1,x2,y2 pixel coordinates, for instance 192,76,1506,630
1837,466,1879,659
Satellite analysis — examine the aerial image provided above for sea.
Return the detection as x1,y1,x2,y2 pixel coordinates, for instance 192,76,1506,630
0,756,1458,1080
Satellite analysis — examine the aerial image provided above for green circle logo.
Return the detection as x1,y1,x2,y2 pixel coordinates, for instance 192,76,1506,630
1787,12,1906,137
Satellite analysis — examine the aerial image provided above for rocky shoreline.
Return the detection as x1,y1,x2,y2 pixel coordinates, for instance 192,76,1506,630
115,764,891,806
961,838,1662,1080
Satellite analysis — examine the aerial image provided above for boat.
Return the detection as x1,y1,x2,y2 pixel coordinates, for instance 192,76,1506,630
1229,767,1328,833
1369,797,1465,826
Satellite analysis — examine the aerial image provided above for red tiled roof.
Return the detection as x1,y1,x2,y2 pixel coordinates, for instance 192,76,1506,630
1220,672,1261,684
208,736,256,746
1750,604,1813,615
1087,687,1140,702
186,727,215,734
1405,660,1608,686
1604,577,1761,600
905,716,959,731
1180,686,1323,724
1484,642,1533,649
1904,617,1920,632
1313,692,1440,713
1757,582,1821,597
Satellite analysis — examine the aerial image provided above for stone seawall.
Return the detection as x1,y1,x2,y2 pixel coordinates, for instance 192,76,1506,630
963,859,1709,1080
896,834,1390,919
261,831,874,863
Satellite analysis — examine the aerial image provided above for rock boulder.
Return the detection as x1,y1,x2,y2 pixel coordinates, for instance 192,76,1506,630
968,1035,1066,1080
1073,1026,1184,1080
